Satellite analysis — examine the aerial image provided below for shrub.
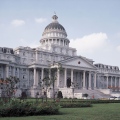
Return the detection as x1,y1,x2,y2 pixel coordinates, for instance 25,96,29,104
0,100,60,117
60,102,92,108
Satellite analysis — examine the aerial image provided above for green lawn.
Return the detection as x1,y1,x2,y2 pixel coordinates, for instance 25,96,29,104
0,103,120,120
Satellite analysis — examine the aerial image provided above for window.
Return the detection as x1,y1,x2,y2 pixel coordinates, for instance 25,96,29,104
53,47,55,52
31,53,34,57
23,52,25,56
39,53,42,58
23,68,26,72
23,75,25,79
7,56,9,59
50,39,52,42
23,58,26,63
55,56,58,61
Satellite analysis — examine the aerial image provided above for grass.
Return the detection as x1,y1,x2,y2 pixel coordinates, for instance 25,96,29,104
0,103,120,120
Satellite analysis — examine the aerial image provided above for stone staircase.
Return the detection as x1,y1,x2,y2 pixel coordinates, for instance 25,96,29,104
74,89,111,99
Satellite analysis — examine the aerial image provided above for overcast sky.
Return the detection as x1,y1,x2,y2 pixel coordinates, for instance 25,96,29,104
0,0,120,67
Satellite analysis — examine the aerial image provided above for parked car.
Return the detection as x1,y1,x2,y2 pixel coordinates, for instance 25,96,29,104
115,97,120,100
109,96,117,100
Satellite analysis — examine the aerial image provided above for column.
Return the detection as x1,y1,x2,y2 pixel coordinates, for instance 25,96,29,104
88,71,91,89
13,66,15,77
19,68,21,88
41,68,44,81
36,51,38,62
83,71,86,89
17,68,19,79
63,39,64,46
33,68,37,86
64,68,67,87
115,77,117,87
55,39,57,44
17,68,20,88
98,75,100,89
64,40,66,46
94,72,97,89
118,77,120,91
59,39,61,45
57,69,60,87
106,76,108,89
49,69,51,80
6,65,9,78
71,69,73,84
27,68,29,87
111,76,112,87
36,70,39,86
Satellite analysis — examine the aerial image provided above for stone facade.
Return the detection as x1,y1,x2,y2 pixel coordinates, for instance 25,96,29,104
0,14,120,98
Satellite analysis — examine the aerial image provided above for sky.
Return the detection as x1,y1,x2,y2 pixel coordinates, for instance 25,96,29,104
0,0,120,67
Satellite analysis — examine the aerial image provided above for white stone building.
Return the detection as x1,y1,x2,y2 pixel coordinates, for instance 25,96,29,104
0,14,120,98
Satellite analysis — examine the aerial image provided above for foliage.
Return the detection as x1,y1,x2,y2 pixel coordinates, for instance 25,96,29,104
0,103,120,120
59,99,120,104
60,102,92,108
0,76,19,99
39,63,63,102
0,100,60,117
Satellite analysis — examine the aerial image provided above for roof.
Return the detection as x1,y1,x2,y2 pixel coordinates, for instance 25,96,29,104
45,22,65,31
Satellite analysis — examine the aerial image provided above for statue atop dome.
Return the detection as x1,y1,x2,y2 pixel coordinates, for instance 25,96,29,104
52,13,58,22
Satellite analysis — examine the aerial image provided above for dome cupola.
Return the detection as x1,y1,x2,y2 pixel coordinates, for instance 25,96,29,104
40,14,70,47
42,14,67,38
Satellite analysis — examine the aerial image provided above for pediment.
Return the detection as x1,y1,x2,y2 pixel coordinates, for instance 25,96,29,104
60,56,97,69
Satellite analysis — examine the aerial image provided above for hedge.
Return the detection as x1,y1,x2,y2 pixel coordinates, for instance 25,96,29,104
60,102,92,108
0,100,60,117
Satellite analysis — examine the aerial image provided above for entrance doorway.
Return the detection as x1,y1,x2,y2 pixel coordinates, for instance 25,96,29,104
67,78,71,88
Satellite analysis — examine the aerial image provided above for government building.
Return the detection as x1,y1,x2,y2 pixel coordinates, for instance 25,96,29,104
0,14,120,98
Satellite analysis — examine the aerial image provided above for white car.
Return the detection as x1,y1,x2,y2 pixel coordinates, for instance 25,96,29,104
109,96,117,100
115,97,120,100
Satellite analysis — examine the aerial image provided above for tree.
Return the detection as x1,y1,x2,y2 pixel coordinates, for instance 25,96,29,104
0,76,19,102
42,76,51,102
41,62,63,102
50,63,63,101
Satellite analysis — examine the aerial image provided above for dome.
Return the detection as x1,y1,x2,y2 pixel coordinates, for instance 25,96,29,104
42,14,67,37
45,22,65,31
40,14,70,47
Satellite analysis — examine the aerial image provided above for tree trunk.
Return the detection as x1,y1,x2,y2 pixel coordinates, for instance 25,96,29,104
45,88,47,102
53,82,55,102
